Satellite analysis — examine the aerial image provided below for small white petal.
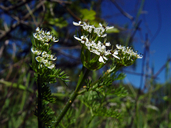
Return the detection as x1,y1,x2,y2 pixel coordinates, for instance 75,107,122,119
99,56,105,63
48,64,55,69
105,42,111,46
106,26,114,30
33,33,37,39
47,31,50,35
35,56,44,62
44,43,49,46
31,47,35,53
42,51,47,58
31,47,41,55
42,59,48,64
36,27,40,32
137,54,143,59
74,35,81,41
103,56,108,60
73,21,81,26
101,34,107,37
114,50,118,55
113,54,120,59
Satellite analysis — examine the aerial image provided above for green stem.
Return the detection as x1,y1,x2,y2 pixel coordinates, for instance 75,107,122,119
38,75,43,128
55,66,90,126
78,65,122,95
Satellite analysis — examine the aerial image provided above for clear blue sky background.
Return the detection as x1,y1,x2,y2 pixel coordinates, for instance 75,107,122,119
101,0,171,88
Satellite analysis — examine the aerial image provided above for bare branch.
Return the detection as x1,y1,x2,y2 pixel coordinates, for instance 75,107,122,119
110,0,134,21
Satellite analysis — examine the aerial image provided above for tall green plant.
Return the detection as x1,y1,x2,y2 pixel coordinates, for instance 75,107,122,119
31,21,142,127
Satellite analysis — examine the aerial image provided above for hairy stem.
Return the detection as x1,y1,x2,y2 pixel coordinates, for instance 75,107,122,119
55,66,90,126
38,74,43,128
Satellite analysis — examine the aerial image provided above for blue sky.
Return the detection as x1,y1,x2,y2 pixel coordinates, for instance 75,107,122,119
101,0,171,88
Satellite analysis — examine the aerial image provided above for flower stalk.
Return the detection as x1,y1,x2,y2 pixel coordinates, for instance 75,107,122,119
55,66,90,126
37,74,43,128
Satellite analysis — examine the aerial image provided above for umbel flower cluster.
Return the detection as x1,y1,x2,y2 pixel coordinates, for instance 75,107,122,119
116,44,142,66
73,21,142,67
31,27,59,69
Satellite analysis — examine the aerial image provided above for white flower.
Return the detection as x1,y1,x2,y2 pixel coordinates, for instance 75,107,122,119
44,61,55,69
136,54,143,59
82,23,94,33
99,23,114,30
33,28,58,43
47,64,55,69
36,27,40,32
94,27,106,37
33,33,37,39
42,59,48,64
99,55,108,64
46,35,52,42
31,47,41,55
47,31,50,35
116,44,142,59
47,54,57,61
74,35,81,41
42,51,47,58
101,34,107,37
116,44,125,50
99,56,105,63
105,50,111,56
74,35,88,44
53,37,59,42
111,50,120,59
73,21,82,26
105,42,111,47
35,56,44,63
44,43,49,46
106,26,114,30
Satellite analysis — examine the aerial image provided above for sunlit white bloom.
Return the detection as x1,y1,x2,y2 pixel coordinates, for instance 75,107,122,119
47,31,50,35
99,54,108,64
74,35,88,44
53,37,59,42
73,21,114,38
31,47,41,55
74,35,81,41
99,56,105,63
106,26,114,30
116,44,125,50
82,23,95,33
42,59,48,64
99,23,114,30
73,21,82,26
47,54,57,61
136,54,143,59
44,61,55,69
36,27,40,32
35,56,44,63
116,44,142,59
48,64,55,69
33,28,58,43
51,56,57,61
73,21,126,64
44,43,49,46
94,27,106,37
105,42,111,47
42,51,47,58
101,34,107,37
105,50,111,56
99,23,103,27
32,28,58,70
111,50,120,59
33,33,37,39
